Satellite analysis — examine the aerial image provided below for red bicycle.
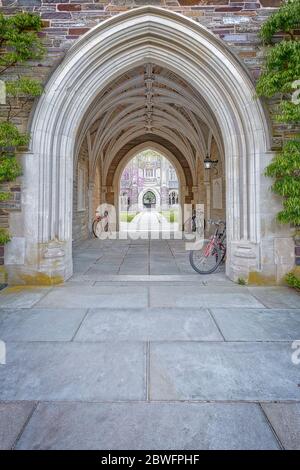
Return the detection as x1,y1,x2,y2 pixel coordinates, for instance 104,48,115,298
189,219,226,274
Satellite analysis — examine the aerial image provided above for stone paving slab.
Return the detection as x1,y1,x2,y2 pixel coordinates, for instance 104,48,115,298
71,238,210,278
71,274,201,282
0,401,35,450
261,403,300,450
15,402,280,450
149,285,265,308
35,285,149,309
120,254,148,261
127,247,149,255
248,287,300,309
85,266,120,275
73,252,104,261
65,280,95,286
176,263,203,274
0,342,146,401
74,308,222,342
92,259,124,267
97,255,128,261
0,287,52,309
119,263,149,275
150,342,300,401
150,264,180,275
0,308,87,342
91,281,210,287
211,308,300,341
72,261,93,274
91,275,205,282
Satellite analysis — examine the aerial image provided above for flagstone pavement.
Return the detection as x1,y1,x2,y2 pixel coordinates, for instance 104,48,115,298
0,238,300,450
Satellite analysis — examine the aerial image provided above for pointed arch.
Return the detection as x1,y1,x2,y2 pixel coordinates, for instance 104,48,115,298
23,6,270,282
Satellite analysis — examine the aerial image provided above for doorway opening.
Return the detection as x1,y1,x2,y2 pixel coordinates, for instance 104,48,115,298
143,191,156,209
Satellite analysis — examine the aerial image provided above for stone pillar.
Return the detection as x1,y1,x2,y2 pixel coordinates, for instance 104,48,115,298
87,182,95,235
160,158,168,209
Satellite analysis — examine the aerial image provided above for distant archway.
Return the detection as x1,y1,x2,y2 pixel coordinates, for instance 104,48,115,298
143,191,157,208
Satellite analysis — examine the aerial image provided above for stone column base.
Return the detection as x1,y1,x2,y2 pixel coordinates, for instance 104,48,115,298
227,241,259,283
5,238,72,285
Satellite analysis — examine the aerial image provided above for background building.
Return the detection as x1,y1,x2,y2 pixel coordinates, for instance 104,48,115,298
120,151,179,211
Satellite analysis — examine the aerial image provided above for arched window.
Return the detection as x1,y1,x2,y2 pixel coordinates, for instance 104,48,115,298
143,190,156,208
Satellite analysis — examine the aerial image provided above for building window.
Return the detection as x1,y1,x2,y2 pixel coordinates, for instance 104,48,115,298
145,168,154,178
77,164,86,211
169,168,177,181
169,191,178,206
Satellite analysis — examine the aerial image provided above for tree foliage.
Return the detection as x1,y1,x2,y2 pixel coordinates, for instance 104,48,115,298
0,228,10,245
256,40,300,98
285,271,300,289
0,12,44,74
260,0,300,43
0,12,44,243
256,0,300,227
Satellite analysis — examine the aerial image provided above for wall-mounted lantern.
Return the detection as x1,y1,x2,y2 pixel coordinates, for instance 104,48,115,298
204,153,218,170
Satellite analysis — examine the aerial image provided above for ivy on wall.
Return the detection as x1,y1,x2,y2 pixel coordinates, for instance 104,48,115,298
256,0,300,227
0,12,44,245
256,0,300,286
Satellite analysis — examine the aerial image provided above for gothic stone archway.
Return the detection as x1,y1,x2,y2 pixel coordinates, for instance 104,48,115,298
8,6,292,285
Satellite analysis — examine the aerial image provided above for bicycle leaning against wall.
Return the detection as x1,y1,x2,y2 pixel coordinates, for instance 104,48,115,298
189,219,226,274
92,210,109,238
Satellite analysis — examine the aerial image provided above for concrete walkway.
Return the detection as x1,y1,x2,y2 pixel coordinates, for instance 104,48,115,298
0,239,300,449
120,209,179,233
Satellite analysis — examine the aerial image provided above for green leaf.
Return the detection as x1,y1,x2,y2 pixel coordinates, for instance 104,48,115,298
256,41,300,97
0,228,10,245
0,12,44,73
276,101,300,123
6,77,43,98
260,0,300,43
0,155,22,183
285,272,300,289
0,191,10,201
0,122,29,149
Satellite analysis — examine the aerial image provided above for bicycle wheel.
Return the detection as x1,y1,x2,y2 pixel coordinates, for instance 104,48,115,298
92,219,102,238
219,242,226,263
189,241,222,274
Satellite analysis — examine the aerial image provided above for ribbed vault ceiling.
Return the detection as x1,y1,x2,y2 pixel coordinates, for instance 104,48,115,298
76,63,224,180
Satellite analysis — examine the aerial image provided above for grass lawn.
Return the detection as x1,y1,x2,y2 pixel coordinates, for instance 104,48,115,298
120,212,138,223
160,209,178,223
